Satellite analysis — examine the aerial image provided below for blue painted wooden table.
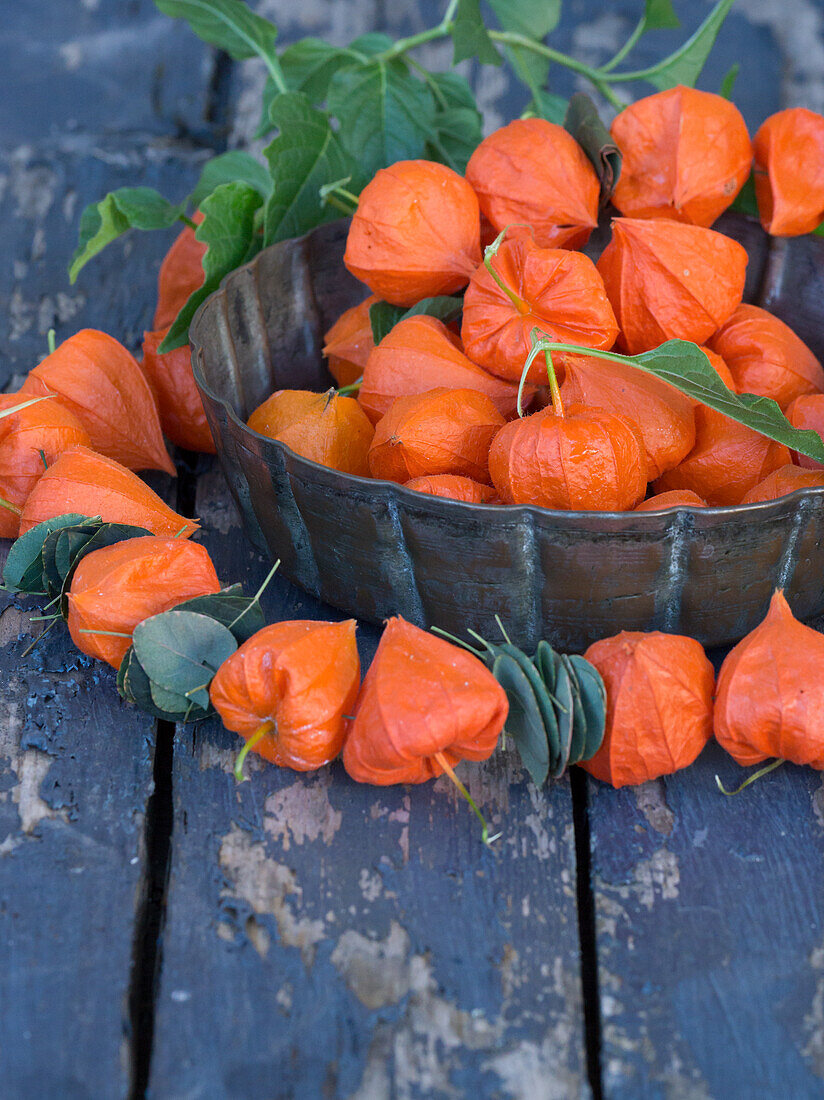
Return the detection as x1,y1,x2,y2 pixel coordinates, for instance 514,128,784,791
0,3,822,1098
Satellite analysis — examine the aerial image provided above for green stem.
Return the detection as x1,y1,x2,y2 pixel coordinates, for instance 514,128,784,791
434,750,500,846
336,377,363,396
324,194,357,216
234,720,274,783
47,328,56,355
227,559,281,634
375,0,459,61
591,78,624,110
600,15,645,73
606,0,734,84
0,496,21,516
715,758,785,796
77,629,132,637
488,30,608,82
263,52,288,95
179,213,198,231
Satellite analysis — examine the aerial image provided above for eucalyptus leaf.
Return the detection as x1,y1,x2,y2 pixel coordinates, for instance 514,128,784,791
150,680,201,715
561,655,588,764
369,296,463,345
3,513,89,595
69,188,184,283
132,610,237,707
564,93,621,201
534,640,560,696
552,663,575,779
492,653,549,788
189,151,272,207
173,584,265,644
153,0,278,63
567,655,607,761
452,0,500,66
327,59,435,183
160,182,263,352
42,521,103,598
119,646,212,722
263,92,353,246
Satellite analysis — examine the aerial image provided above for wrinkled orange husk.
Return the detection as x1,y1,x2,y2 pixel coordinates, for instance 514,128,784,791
67,536,220,669
322,295,379,388
22,329,175,474
154,211,206,329
715,590,824,768
488,404,648,511
344,161,481,306
560,355,696,480
653,405,790,505
753,108,824,237
697,346,737,396
741,463,824,504
465,118,599,249
247,389,374,476
368,387,504,484
635,489,707,511
786,393,824,469
404,474,498,504
611,86,751,227
141,329,215,454
596,218,748,355
359,315,526,424
210,620,361,772
19,446,198,537
581,631,715,788
462,237,618,383
343,616,508,785
709,303,824,409
0,395,91,538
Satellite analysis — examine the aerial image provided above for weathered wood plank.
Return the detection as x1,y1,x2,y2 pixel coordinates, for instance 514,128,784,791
149,463,588,1099
587,742,824,1098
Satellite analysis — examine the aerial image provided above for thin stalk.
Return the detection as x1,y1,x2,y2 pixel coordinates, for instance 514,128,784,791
434,750,500,846
336,377,363,396
545,350,564,417
21,618,59,659
430,624,486,659
227,559,280,634
0,497,21,516
234,720,274,783
47,329,57,355
606,0,734,84
487,30,608,83
375,0,459,61
600,15,645,73
715,758,785,796
179,213,198,231
324,194,357,217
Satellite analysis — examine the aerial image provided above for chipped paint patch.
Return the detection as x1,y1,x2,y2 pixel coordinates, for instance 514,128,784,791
803,940,824,1078
484,1027,582,1100
264,770,342,850
0,606,37,647
813,777,824,830
634,780,675,837
331,921,424,1010
218,824,325,965
631,848,680,910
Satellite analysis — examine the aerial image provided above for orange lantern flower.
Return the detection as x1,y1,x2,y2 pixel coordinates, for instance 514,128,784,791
596,218,747,354
753,108,824,237
462,236,618,382
653,406,790,505
344,161,481,306
342,616,508,785
709,304,824,409
580,631,715,788
785,393,824,469
741,463,824,504
322,295,379,388
19,446,198,537
715,590,824,768
368,387,504,484
559,354,696,480
0,395,90,538
610,86,751,227
21,329,175,474
359,315,524,423
404,474,498,504
141,329,215,454
635,489,707,511
154,211,206,329
465,118,600,249
488,403,647,511
67,536,220,669
247,389,374,476
210,619,361,774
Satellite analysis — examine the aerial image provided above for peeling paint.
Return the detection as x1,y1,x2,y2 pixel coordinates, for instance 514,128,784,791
634,780,675,837
263,770,342,850
803,940,824,1078
330,921,424,1010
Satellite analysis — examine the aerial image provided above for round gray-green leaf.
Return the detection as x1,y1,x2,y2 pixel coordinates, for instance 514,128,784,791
492,652,549,788
132,610,237,707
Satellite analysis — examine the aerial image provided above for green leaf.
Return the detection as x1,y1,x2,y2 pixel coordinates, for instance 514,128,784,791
427,107,483,174
643,0,680,32
132,609,237,711
173,584,265,644
487,0,561,91
279,38,355,103
189,151,272,208
492,653,549,787
53,522,153,618
530,337,824,466
262,92,353,247
561,654,588,764
369,296,464,345
452,0,501,66
153,0,277,62
730,172,758,218
327,59,435,183
564,93,622,201
69,188,184,283
119,646,212,722
719,61,739,99
160,181,263,352
566,655,606,761
552,663,574,778
625,0,735,91
524,90,569,126
3,514,89,595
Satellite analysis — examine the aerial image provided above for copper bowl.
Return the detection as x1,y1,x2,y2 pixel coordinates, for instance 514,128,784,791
189,215,824,651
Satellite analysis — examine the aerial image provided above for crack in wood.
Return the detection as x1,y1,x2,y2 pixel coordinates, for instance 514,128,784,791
571,767,604,1100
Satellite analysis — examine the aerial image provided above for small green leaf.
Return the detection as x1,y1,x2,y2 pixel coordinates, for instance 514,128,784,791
3,514,89,595
327,59,435,183
643,0,680,32
564,93,622,201
368,296,464,345
132,609,237,710
487,0,561,91
567,655,606,761
730,173,758,218
452,0,501,66
492,653,549,788
280,38,355,103
630,0,735,91
160,181,263,352
173,584,265,644
561,654,588,765
719,61,740,99
119,646,212,722
552,663,575,779
263,92,354,247
153,0,278,62
189,151,272,207
524,91,569,126
69,188,184,283
423,73,483,173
